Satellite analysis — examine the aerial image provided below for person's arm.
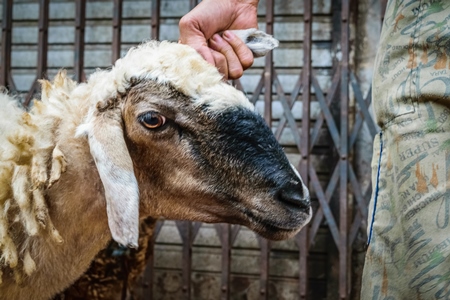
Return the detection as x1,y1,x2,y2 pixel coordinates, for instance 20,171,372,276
179,0,259,80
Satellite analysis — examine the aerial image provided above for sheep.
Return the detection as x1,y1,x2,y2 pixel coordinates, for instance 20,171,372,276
0,29,311,300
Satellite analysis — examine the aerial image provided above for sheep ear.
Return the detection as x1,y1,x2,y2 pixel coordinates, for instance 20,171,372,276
230,28,279,58
78,107,139,248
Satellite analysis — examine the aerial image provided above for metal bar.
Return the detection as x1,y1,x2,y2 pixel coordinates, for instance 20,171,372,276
112,0,123,63
189,0,199,10
231,225,241,244
232,79,245,92
36,0,49,78
348,166,368,224
24,81,39,107
310,68,340,151
349,85,373,147
349,186,372,245
220,224,231,300
151,0,160,40
299,1,312,296
339,0,350,298
258,237,270,300
309,164,340,246
309,165,341,246
192,222,202,238
274,75,302,140
311,75,341,151
176,221,192,300
273,73,302,151
24,0,49,107
74,0,86,82
263,0,273,125
0,0,14,90
349,71,377,136
250,73,264,105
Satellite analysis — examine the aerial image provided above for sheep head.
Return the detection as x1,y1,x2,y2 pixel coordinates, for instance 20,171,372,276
76,31,311,247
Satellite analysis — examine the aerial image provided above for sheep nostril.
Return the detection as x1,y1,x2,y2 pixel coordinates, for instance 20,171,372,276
277,183,310,212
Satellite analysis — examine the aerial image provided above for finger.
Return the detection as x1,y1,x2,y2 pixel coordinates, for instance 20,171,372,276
193,45,216,65
222,30,254,70
210,49,229,80
209,34,243,80
179,16,215,65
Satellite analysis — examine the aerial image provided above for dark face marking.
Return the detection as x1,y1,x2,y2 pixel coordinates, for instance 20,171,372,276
122,80,311,240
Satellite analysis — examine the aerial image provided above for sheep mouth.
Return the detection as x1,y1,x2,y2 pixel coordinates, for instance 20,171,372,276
241,207,312,240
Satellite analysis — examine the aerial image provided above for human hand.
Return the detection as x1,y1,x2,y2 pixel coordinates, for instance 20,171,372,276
179,0,259,80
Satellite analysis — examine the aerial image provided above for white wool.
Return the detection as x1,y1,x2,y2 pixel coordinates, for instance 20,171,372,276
79,41,254,113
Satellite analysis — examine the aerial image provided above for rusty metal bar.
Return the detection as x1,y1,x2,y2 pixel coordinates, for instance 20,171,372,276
263,0,273,125
214,224,231,300
310,165,340,246
339,0,350,298
348,167,368,230
189,0,199,10
260,1,274,295
273,75,302,140
299,0,312,298
151,0,160,40
0,0,14,90
112,0,123,63
312,75,341,150
348,186,372,245
273,73,301,151
176,221,192,300
258,237,270,300
74,0,86,82
36,0,49,79
231,225,241,244
24,0,49,107
349,72,377,137
349,86,373,147
309,164,340,246
250,73,264,105
310,69,341,151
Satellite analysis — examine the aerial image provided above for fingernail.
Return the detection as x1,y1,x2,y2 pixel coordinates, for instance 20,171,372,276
223,31,233,40
212,34,222,43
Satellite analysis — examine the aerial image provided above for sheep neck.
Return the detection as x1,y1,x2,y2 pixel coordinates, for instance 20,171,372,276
3,131,112,300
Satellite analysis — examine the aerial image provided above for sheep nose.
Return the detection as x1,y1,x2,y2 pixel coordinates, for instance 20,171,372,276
277,182,310,212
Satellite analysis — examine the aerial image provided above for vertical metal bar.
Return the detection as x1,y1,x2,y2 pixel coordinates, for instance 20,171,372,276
339,0,350,298
36,0,49,78
258,237,270,300
259,1,274,298
176,221,192,300
189,0,199,10
24,0,49,107
220,224,231,300
112,0,123,63
263,0,274,125
143,240,155,300
0,0,14,89
299,0,312,298
74,0,86,82
151,0,160,40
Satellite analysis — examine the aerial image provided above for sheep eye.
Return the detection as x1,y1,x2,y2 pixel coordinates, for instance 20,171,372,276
139,112,166,129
